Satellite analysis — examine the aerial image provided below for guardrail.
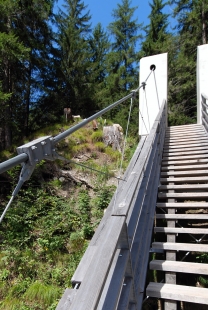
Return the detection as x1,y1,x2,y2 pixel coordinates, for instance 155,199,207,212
201,93,208,133
56,100,167,310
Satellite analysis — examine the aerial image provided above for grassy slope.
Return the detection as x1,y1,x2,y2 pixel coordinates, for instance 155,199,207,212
0,120,137,309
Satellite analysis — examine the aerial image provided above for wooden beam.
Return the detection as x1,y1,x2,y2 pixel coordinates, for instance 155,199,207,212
152,242,208,252
146,282,208,304
150,260,208,275
154,227,208,234
157,202,208,208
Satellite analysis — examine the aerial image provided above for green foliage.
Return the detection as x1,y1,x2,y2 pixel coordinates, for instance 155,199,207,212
91,130,103,142
24,281,60,307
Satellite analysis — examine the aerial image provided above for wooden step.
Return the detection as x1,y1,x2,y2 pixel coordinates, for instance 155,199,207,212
167,124,202,130
165,137,208,144
165,130,205,137
163,150,208,157
161,164,208,171
152,242,208,252
159,184,208,190
164,142,208,149
157,202,208,208
160,176,208,183
156,214,208,220
163,154,208,161
163,147,208,155
154,227,208,234
165,133,207,140
162,159,208,166
161,170,208,177
150,260,208,275
158,192,208,199
146,282,208,304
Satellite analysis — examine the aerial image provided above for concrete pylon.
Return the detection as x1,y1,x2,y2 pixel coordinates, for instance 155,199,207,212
197,44,208,124
139,53,168,136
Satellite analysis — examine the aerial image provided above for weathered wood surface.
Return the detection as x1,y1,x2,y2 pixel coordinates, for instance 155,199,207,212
161,164,208,171
163,154,208,161
162,158,208,166
146,283,208,304
158,192,208,198
156,214,208,220
163,147,208,155
157,202,208,208
63,100,167,310
150,260,208,274
56,289,77,310
154,227,208,234
164,142,208,149
152,242,208,252
161,170,208,176
159,184,208,190
160,176,208,183
165,137,208,144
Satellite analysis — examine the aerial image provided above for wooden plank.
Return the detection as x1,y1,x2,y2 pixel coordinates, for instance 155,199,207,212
163,150,208,157
150,260,208,275
56,288,77,310
69,216,126,310
157,202,208,208
146,282,208,304
154,227,208,234
158,192,208,199
163,146,208,154
159,184,208,190
167,124,202,129
161,164,208,171
161,170,208,177
160,177,208,183
152,242,208,252
164,142,208,149
162,159,208,166
156,214,208,220
165,130,205,136
165,137,208,144
163,154,208,161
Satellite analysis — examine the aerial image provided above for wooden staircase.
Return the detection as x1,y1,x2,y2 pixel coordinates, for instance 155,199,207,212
146,124,208,308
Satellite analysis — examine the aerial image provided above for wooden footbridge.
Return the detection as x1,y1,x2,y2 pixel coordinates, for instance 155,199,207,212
1,46,208,310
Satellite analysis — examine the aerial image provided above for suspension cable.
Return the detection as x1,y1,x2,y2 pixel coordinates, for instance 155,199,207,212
113,96,135,210
153,70,160,109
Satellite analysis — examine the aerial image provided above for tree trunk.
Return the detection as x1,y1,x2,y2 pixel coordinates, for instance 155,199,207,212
202,1,207,44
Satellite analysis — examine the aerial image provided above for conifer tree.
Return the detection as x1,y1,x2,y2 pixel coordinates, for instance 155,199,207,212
88,23,110,109
168,0,208,125
106,0,141,132
140,0,170,57
57,0,94,115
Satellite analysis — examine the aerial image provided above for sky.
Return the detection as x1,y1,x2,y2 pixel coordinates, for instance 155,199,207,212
55,0,176,33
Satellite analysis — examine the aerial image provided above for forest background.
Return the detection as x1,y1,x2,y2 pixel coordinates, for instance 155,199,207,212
0,0,208,309
0,0,208,150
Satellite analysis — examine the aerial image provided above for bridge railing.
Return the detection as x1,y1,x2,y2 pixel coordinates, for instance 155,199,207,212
201,93,208,133
57,99,167,310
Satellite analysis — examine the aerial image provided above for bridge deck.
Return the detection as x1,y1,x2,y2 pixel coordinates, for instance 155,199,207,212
147,123,208,307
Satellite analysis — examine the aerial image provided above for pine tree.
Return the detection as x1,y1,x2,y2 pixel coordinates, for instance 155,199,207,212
0,1,30,149
106,0,141,132
140,0,170,57
107,0,141,100
56,0,94,115
168,0,208,125
88,23,110,109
